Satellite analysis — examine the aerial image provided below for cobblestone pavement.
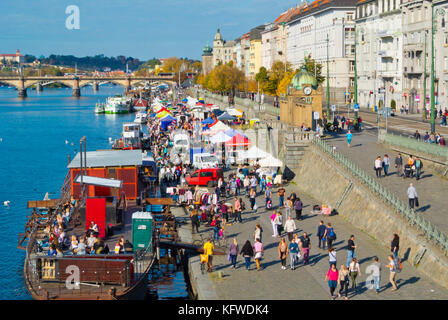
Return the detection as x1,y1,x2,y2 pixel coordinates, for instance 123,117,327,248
183,175,448,300
324,126,448,236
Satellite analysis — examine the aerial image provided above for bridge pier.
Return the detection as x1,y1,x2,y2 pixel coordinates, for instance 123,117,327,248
18,88,27,98
124,85,132,94
72,88,81,97
36,83,43,93
93,82,99,92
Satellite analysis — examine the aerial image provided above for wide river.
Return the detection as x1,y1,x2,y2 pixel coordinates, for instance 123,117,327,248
0,85,188,299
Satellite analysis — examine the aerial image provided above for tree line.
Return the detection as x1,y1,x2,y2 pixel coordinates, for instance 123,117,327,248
195,54,324,98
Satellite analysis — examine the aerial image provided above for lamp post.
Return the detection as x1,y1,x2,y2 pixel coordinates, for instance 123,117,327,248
431,5,445,133
423,31,427,120
326,33,330,119
354,24,359,127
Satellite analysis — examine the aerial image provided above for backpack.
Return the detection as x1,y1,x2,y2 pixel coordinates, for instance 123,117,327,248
394,258,402,273
328,228,337,240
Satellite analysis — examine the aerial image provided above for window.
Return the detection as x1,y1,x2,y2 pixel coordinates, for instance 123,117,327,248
347,13,354,21
350,61,355,72
200,171,213,178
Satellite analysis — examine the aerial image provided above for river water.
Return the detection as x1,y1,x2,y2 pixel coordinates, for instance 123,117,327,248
0,85,188,300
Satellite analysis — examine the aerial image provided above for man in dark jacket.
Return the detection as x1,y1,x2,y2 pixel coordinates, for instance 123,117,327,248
394,153,403,177
191,211,200,234
414,157,423,180
317,220,327,249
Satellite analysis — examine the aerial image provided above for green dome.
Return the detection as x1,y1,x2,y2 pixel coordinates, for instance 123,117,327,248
291,65,318,90
202,44,213,56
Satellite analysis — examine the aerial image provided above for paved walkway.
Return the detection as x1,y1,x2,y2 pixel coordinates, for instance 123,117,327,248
182,173,448,300
324,126,448,236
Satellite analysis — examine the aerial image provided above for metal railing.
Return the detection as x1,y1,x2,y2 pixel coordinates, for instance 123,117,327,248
384,133,448,160
312,136,448,256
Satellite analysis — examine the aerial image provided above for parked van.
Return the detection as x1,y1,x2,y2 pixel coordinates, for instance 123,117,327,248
173,133,190,153
185,168,224,187
192,153,219,169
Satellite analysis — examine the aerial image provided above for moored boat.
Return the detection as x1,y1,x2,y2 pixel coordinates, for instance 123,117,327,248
95,102,106,114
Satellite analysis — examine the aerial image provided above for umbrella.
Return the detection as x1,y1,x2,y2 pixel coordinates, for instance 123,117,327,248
227,108,243,117
156,110,171,118
218,112,237,121
160,115,176,122
181,98,188,103
225,134,250,147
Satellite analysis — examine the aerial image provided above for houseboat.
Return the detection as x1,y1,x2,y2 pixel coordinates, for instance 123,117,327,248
19,149,159,300
134,112,147,124
105,96,131,114
94,102,106,114
112,123,143,150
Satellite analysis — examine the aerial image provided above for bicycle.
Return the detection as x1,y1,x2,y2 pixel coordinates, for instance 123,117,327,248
199,254,208,274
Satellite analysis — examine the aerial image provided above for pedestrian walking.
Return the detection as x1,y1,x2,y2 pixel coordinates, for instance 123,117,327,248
253,238,264,271
391,234,400,259
299,232,311,265
414,157,423,180
346,235,357,267
190,209,200,234
203,239,214,272
278,237,288,270
284,216,297,242
254,223,263,243
338,265,350,300
265,186,272,207
249,188,257,212
278,186,285,208
284,197,293,220
317,220,326,249
407,183,418,209
234,197,242,223
228,238,239,269
383,154,390,176
275,211,283,237
270,211,278,238
324,223,337,248
372,256,382,294
385,255,399,291
346,130,353,148
240,240,254,271
348,258,361,290
294,197,303,220
288,238,299,270
394,153,403,177
374,156,382,178
329,247,337,267
325,264,339,299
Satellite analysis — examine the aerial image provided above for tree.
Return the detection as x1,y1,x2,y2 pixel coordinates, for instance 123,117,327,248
276,71,296,97
303,54,324,85
255,67,269,93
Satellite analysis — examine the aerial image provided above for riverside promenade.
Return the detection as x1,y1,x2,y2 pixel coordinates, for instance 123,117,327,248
324,126,448,235
174,176,448,300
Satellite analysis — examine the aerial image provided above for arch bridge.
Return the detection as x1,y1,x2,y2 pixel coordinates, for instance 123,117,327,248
0,75,175,97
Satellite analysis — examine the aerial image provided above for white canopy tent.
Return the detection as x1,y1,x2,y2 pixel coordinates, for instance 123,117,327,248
241,146,270,160
227,108,243,117
259,156,283,167
209,121,231,132
210,131,233,144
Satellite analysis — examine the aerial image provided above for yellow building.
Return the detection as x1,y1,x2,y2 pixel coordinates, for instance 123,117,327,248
248,25,264,79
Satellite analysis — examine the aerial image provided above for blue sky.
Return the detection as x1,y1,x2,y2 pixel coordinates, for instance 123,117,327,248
0,0,299,61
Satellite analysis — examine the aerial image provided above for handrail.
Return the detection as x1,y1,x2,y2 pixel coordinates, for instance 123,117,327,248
384,132,448,160
312,136,448,256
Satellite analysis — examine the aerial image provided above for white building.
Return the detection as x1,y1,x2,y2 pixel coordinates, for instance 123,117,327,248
261,8,298,70
356,0,403,112
0,50,24,64
286,0,357,106
434,0,448,112
212,29,236,67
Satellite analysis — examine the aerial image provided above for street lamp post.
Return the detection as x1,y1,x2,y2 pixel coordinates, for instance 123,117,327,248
326,33,330,119
423,31,427,120
354,24,359,127
431,5,445,133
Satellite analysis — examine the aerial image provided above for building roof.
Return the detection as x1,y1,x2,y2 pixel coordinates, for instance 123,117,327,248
250,25,266,41
68,149,143,169
288,0,356,24
74,175,123,188
0,50,23,57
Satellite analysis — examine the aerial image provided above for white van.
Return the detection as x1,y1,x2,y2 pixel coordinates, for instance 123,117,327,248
192,153,219,169
173,133,190,153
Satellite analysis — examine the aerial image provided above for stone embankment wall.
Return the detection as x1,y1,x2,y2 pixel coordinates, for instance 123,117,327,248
294,144,448,289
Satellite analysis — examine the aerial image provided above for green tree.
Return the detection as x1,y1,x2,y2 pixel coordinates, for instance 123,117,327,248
303,54,324,85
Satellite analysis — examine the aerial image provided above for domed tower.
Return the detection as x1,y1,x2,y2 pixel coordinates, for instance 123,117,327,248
280,64,322,130
213,28,224,67
202,44,213,75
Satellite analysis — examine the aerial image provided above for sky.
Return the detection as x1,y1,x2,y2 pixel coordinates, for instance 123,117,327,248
0,0,300,61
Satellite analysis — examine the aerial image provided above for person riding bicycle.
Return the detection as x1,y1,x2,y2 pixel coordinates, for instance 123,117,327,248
203,238,215,272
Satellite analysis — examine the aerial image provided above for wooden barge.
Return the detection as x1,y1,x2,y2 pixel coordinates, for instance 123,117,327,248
18,142,178,300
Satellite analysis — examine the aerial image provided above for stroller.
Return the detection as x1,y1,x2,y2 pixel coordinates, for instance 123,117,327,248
404,164,413,178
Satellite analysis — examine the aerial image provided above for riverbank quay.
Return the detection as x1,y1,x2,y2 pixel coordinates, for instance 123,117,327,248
173,169,448,300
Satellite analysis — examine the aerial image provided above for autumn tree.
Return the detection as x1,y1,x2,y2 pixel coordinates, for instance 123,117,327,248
303,54,324,85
